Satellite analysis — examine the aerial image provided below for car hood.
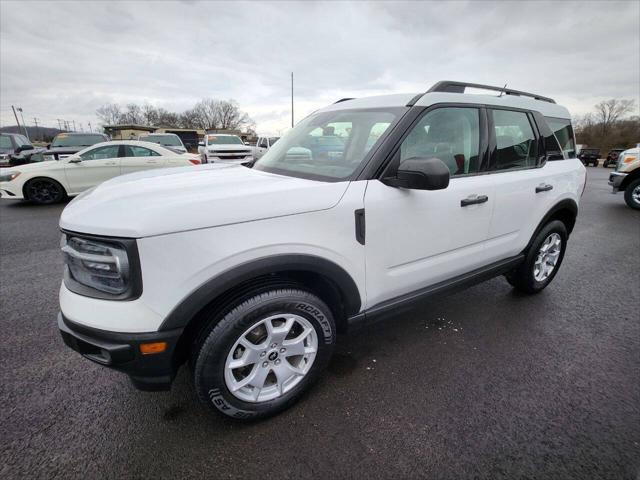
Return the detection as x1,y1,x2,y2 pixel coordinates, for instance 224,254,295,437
0,160,59,174
60,164,349,238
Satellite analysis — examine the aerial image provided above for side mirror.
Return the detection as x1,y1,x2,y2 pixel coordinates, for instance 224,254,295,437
198,141,205,147
16,144,35,153
68,156,82,163
383,157,450,190
46,144,51,149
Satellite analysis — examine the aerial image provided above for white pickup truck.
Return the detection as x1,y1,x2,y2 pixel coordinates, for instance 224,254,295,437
198,134,254,165
252,136,280,161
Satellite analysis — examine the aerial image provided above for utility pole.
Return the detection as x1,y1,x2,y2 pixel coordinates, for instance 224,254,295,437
291,72,294,128
17,108,29,139
88,122,92,132
11,105,22,135
33,118,40,141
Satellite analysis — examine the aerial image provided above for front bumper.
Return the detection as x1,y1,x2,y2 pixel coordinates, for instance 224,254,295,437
608,171,628,192
58,312,183,391
0,183,22,199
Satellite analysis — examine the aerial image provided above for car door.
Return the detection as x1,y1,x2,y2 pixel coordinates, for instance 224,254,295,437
483,108,558,263
364,106,496,307
64,144,121,193
120,145,167,175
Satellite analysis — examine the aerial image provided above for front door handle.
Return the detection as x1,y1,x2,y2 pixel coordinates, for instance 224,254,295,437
460,195,489,207
536,183,553,193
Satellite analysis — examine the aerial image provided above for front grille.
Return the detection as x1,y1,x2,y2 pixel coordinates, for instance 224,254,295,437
211,150,251,155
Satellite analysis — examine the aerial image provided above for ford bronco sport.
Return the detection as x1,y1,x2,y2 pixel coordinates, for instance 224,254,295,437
58,81,586,419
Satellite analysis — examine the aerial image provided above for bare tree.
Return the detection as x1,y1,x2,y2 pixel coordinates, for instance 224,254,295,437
594,99,636,135
96,103,122,126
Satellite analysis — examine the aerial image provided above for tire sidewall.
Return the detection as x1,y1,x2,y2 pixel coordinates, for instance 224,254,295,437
194,290,335,420
523,220,568,292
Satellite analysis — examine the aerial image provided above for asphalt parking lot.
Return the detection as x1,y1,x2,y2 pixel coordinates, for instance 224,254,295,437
1,167,638,479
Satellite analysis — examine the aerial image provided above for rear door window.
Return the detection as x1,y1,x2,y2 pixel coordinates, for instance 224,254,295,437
124,146,161,157
491,109,538,171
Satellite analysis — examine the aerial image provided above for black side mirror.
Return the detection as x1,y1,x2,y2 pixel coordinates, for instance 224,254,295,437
16,144,34,153
383,157,450,190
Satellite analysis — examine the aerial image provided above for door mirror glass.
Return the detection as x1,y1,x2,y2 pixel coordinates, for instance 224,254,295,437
384,157,450,190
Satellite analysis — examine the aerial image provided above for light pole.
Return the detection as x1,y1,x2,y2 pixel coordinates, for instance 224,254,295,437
17,108,29,139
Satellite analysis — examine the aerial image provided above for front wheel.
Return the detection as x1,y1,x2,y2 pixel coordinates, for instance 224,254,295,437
624,178,640,210
193,288,336,420
25,178,66,205
506,220,568,294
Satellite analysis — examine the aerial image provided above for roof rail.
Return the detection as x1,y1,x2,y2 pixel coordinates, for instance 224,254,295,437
426,81,556,104
334,98,355,104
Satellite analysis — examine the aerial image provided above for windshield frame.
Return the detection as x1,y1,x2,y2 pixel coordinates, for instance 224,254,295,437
252,106,408,182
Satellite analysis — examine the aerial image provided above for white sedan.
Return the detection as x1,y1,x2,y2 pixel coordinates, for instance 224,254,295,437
0,140,201,205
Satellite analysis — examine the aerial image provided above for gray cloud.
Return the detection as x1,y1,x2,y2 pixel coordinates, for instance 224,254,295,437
1,0,638,134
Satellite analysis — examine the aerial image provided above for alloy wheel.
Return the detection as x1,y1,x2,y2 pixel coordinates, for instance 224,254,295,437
27,180,61,204
224,313,318,403
533,232,562,282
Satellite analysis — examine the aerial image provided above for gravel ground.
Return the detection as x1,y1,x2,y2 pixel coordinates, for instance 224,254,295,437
1,166,638,479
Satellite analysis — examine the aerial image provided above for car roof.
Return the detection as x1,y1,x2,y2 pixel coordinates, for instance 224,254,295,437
81,140,178,153
319,81,571,119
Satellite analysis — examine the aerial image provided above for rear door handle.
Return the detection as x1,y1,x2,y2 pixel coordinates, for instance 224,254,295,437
536,184,553,193
460,195,488,207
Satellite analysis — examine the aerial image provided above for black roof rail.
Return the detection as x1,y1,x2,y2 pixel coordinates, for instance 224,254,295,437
334,98,355,104
426,80,556,104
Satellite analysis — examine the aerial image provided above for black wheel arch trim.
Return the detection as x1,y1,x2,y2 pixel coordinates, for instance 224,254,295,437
526,198,578,251
619,169,640,191
158,254,362,331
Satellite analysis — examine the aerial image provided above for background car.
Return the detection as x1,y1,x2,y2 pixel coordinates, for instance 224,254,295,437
0,133,42,167
33,132,110,163
0,140,201,204
603,148,626,168
578,148,600,167
138,133,187,154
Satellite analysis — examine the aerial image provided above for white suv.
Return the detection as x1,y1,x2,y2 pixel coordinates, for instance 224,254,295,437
58,81,586,419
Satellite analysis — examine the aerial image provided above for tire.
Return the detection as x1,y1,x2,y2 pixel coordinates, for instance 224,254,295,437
624,178,640,210
604,160,609,168
193,288,336,420
24,178,66,205
506,220,568,294
593,160,598,167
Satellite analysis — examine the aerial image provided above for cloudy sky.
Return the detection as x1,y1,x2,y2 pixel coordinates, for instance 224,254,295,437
1,0,639,135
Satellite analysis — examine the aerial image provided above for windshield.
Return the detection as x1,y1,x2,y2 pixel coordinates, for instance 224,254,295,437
207,135,243,145
269,137,280,145
0,135,12,149
51,134,105,147
253,107,404,181
143,134,183,146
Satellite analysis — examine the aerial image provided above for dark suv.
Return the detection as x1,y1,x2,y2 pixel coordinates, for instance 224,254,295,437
603,148,625,168
33,132,109,163
578,148,600,167
0,133,41,167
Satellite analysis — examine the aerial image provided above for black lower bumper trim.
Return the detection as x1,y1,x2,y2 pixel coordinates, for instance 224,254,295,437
58,312,183,391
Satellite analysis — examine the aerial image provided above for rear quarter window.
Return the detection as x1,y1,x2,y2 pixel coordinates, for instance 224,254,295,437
545,117,576,159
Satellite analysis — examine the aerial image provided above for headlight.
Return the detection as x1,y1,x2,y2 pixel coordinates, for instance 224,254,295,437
61,234,141,298
0,171,20,182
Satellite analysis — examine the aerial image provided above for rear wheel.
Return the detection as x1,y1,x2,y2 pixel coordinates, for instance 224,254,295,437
624,178,640,210
506,220,568,294
25,178,66,205
193,288,335,420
